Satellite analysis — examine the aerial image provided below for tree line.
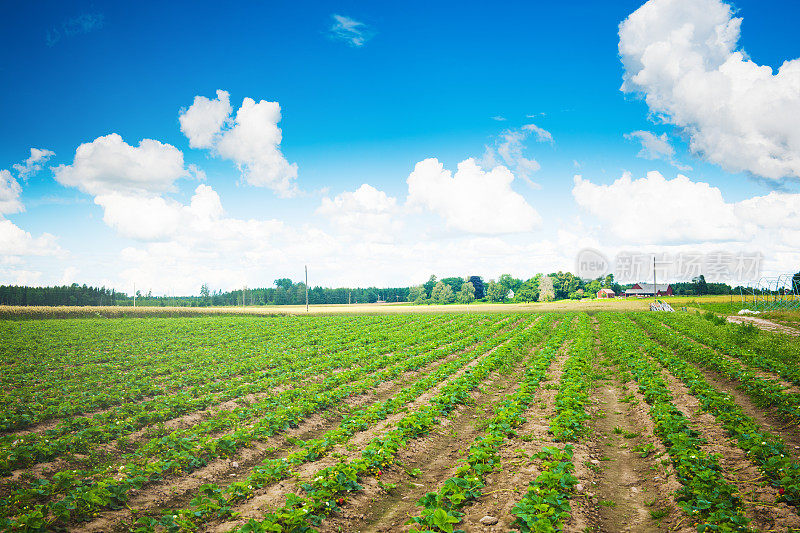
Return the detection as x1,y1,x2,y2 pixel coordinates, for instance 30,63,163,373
1,271,796,307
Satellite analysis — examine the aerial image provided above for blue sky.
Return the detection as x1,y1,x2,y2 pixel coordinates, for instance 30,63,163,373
1,0,799,293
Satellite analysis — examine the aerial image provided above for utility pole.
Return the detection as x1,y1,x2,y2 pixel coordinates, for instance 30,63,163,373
133,282,136,308
305,265,309,312
653,255,657,300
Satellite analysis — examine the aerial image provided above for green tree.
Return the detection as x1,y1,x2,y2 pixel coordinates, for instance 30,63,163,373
440,277,463,294
696,275,708,295
585,279,602,297
431,281,455,304
498,274,522,294
538,275,555,302
423,275,438,298
274,278,293,291
550,271,581,300
408,285,426,304
516,275,541,302
457,281,475,304
486,280,506,302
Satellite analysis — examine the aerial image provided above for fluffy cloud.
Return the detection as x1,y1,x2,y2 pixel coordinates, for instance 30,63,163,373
329,14,373,47
0,219,62,257
179,90,232,149
619,0,800,180
0,170,23,215
317,184,400,241
179,92,298,197
407,158,541,234
572,171,744,243
13,148,55,180
735,192,800,229
573,170,800,246
53,133,189,196
94,184,225,241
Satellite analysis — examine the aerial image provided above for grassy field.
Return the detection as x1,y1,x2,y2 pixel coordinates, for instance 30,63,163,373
3,310,800,532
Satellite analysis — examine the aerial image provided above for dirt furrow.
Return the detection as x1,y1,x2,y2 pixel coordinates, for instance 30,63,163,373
456,340,572,532
327,358,534,532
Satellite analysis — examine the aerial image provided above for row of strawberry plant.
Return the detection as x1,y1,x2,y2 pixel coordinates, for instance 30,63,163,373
0,315,399,431
632,313,800,422
549,313,593,441
0,315,462,475
595,313,750,532
223,315,550,532
511,445,578,532
129,315,552,532
1,315,513,530
0,314,426,432
631,313,800,508
406,316,573,533
655,312,800,387
509,314,593,531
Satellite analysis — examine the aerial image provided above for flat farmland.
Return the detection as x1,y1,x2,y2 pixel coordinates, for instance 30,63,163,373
2,312,800,532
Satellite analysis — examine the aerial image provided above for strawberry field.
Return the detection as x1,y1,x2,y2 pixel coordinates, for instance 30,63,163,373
2,311,800,532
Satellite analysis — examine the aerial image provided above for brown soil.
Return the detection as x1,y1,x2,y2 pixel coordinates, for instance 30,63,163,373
583,370,682,533
322,356,534,532
456,340,572,533
726,315,800,337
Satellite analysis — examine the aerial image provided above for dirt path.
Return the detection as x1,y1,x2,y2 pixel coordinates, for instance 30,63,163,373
571,320,686,533
584,370,678,532
726,315,800,337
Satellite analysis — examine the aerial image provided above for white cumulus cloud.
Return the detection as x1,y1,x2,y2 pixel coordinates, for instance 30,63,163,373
619,0,800,181
318,184,400,241
179,92,299,197
53,133,189,196
407,158,541,234
572,170,800,249
572,171,744,243
179,90,232,149
94,184,225,242
13,148,56,180
0,170,23,215
0,219,63,257
482,124,552,185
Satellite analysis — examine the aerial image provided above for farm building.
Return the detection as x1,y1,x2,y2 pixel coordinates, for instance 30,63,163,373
624,283,673,297
596,288,615,298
